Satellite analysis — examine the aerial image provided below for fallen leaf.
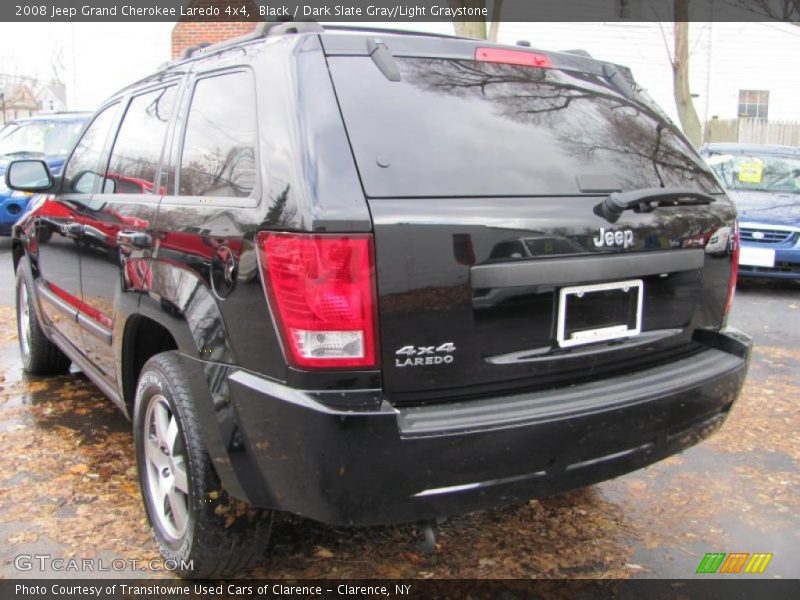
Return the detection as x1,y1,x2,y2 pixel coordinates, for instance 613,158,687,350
314,546,334,559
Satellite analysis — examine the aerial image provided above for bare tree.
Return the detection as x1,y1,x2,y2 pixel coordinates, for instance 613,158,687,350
732,0,800,20
488,0,503,42
449,0,504,41
50,44,66,87
670,0,703,147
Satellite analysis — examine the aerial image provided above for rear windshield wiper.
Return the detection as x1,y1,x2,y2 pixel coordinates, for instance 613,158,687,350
594,187,717,223
602,64,636,100
367,38,401,82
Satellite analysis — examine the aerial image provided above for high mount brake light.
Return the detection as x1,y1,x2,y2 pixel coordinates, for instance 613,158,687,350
257,232,379,369
475,47,552,68
724,221,739,317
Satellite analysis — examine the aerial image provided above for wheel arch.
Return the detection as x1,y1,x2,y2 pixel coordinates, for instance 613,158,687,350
119,296,252,503
11,238,24,272
120,313,179,417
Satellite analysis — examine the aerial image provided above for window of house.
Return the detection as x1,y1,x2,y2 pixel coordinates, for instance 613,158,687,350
63,103,119,194
178,71,257,199
106,86,177,195
738,90,769,119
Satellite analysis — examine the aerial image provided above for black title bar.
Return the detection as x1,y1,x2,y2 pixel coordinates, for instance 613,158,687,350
3,578,800,600
4,0,800,22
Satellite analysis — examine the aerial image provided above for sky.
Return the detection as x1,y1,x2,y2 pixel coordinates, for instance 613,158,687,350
0,23,174,110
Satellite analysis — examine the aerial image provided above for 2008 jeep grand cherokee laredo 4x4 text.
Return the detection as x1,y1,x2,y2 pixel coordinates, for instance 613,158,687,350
8,23,751,577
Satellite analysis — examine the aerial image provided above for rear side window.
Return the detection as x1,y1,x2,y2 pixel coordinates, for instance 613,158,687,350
178,71,257,199
63,104,118,194
328,57,721,197
106,86,177,195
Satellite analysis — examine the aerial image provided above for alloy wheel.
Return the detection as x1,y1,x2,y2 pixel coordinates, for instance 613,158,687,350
18,281,31,360
143,394,190,541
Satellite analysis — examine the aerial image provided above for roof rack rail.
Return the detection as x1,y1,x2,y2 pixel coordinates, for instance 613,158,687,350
322,24,465,40
163,21,458,71
180,41,212,59
266,20,325,37
177,20,324,61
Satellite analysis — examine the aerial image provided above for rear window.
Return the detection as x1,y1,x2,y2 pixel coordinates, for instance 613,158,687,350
328,57,720,198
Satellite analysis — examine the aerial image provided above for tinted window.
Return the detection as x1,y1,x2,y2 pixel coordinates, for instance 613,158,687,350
179,72,257,198
63,104,118,194
329,57,721,197
106,86,177,195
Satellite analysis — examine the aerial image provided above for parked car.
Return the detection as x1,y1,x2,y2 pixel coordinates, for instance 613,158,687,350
8,23,751,577
0,112,89,235
701,143,800,280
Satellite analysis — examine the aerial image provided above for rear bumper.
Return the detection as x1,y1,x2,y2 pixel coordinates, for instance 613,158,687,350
195,329,751,526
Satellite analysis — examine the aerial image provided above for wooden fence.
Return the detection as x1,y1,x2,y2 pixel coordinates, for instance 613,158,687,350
704,118,800,146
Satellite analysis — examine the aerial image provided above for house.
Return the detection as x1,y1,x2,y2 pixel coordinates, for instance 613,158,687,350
170,0,261,58
0,76,68,126
35,82,68,114
0,81,39,125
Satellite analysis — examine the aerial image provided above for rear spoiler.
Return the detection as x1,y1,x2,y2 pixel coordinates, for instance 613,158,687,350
319,31,632,84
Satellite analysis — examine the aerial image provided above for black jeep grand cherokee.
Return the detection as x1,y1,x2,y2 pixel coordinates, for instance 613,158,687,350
8,23,751,577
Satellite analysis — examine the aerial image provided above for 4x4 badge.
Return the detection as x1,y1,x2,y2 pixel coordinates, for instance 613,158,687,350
395,343,456,368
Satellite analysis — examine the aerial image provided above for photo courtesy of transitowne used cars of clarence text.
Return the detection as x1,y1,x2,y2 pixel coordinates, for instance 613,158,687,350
8,22,751,578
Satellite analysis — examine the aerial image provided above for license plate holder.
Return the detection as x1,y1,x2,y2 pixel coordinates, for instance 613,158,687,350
557,280,643,348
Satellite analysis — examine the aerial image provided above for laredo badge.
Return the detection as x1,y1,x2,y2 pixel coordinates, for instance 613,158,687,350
395,343,456,367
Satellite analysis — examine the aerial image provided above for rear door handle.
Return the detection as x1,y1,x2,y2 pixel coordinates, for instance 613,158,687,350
116,231,152,249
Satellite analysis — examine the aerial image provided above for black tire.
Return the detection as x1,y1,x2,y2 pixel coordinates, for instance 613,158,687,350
133,352,272,578
36,224,53,244
15,258,71,375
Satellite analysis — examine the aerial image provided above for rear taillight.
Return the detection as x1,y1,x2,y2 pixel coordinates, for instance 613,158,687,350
257,232,379,369
475,47,552,68
724,221,739,316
